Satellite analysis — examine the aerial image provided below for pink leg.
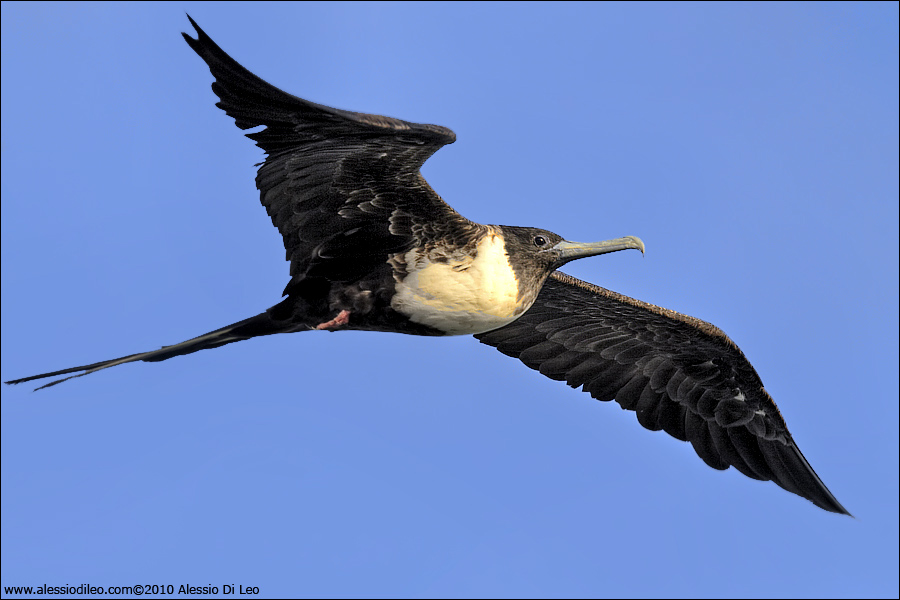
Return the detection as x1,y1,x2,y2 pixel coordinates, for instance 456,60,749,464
315,309,351,330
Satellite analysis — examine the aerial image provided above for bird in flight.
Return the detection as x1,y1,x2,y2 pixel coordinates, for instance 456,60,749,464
6,16,848,515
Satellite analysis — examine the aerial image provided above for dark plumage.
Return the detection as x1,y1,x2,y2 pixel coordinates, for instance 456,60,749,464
5,16,848,515
477,272,847,513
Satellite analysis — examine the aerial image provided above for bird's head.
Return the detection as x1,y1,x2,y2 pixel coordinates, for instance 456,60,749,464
498,225,645,284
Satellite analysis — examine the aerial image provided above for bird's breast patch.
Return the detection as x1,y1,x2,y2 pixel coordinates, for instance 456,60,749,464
391,233,525,335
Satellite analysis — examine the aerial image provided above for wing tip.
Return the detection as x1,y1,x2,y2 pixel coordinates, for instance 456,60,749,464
182,14,236,71
787,443,852,516
181,13,201,47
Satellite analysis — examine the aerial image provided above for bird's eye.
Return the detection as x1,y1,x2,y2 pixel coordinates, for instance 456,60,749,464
533,235,547,247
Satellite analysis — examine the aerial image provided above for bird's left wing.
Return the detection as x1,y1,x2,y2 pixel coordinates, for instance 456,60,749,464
183,16,470,284
475,271,849,514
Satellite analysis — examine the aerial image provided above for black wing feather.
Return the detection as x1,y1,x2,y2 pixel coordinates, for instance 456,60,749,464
476,271,849,515
182,16,471,284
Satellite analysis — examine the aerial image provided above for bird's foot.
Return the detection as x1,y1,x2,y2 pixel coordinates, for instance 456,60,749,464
315,310,351,331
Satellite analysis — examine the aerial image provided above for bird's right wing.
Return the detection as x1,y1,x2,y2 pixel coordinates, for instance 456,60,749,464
476,271,849,514
183,16,472,284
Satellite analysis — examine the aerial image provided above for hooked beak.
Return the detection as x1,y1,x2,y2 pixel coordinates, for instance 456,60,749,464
552,236,645,266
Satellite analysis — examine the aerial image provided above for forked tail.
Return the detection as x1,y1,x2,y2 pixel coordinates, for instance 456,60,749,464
5,311,295,390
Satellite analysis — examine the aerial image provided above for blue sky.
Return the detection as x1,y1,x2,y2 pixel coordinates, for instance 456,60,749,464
2,3,897,598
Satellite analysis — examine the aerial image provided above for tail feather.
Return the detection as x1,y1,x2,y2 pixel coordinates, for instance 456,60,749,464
5,311,295,390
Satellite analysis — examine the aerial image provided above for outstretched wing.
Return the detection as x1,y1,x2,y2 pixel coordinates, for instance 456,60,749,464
476,271,849,514
183,16,469,284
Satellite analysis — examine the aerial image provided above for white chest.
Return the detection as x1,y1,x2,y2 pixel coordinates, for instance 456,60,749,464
391,234,525,335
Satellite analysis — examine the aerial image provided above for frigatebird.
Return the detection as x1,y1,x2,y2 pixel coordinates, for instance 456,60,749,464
5,16,849,515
